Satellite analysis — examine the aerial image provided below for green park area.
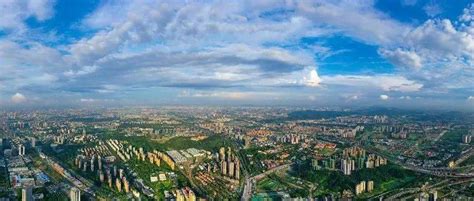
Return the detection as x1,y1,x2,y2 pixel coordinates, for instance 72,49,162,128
127,158,184,199
256,173,309,198
437,129,469,151
283,160,432,199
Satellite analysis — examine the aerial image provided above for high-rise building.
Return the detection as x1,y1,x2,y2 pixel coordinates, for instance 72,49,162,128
419,192,429,201
428,190,438,201
116,178,122,192
70,187,81,201
123,177,130,193
219,147,225,161
235,159,240,180
183,187,196,201
463,135,472,144
227,147,232,161
99,171,105,182
175,189,185,201
244,137,251,149
328,158,335,169
221,160,227,175
228,161,235,177
341,159,352,175
367,181,374,192
30,138,36,148
18,144,26,156
22,186,33,201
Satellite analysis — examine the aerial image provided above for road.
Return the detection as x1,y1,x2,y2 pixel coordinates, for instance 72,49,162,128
396,178,474,200
364,146,474,178
454,147,474,167
241,164,291,201
433,130,448,142
40,152,96,196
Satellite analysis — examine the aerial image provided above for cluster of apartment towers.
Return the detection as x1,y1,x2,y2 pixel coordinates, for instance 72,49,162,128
214,147,241,180
106,139,177,170
312,146,387,176
74,152,131,194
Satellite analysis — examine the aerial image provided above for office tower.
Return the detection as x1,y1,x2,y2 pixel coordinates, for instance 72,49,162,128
22,186,33,201
70,187,81,201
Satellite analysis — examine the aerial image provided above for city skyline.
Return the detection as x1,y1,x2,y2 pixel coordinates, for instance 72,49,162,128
0,0,474,110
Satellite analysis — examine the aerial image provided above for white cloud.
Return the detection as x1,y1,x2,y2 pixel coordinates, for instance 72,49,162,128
0,40,64,68
181,91,280,100
11,93,27,103
379,48,422,69
80,98,96,102
423,3,442,17
0,1,473,107
64,66,98,77
321,74,423,92
401,0,417,6
0,0,55,31
399,96,412,100
380,94,389,100
296,0,411,45
460,4,474,22
406,19,474,58
303,69,321,87
468,96,474,101
347,95,359,100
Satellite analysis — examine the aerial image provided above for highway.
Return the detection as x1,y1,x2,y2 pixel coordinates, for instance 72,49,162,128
241,163,291,201
454,147,474,166
433,130,448,142
394,178,474,200
364,146,474,178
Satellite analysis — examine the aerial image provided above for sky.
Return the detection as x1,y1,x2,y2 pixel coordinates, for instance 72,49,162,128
0,0,473,110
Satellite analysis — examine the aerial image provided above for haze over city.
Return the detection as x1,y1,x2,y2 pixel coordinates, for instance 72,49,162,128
0,0,473,110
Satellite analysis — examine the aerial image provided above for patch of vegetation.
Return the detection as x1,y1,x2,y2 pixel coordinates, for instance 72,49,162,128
290,159,430,198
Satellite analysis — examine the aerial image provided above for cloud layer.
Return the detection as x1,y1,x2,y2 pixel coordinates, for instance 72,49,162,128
0,0,473,109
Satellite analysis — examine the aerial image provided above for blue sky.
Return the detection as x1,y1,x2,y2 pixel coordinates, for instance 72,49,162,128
0,0,473,110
